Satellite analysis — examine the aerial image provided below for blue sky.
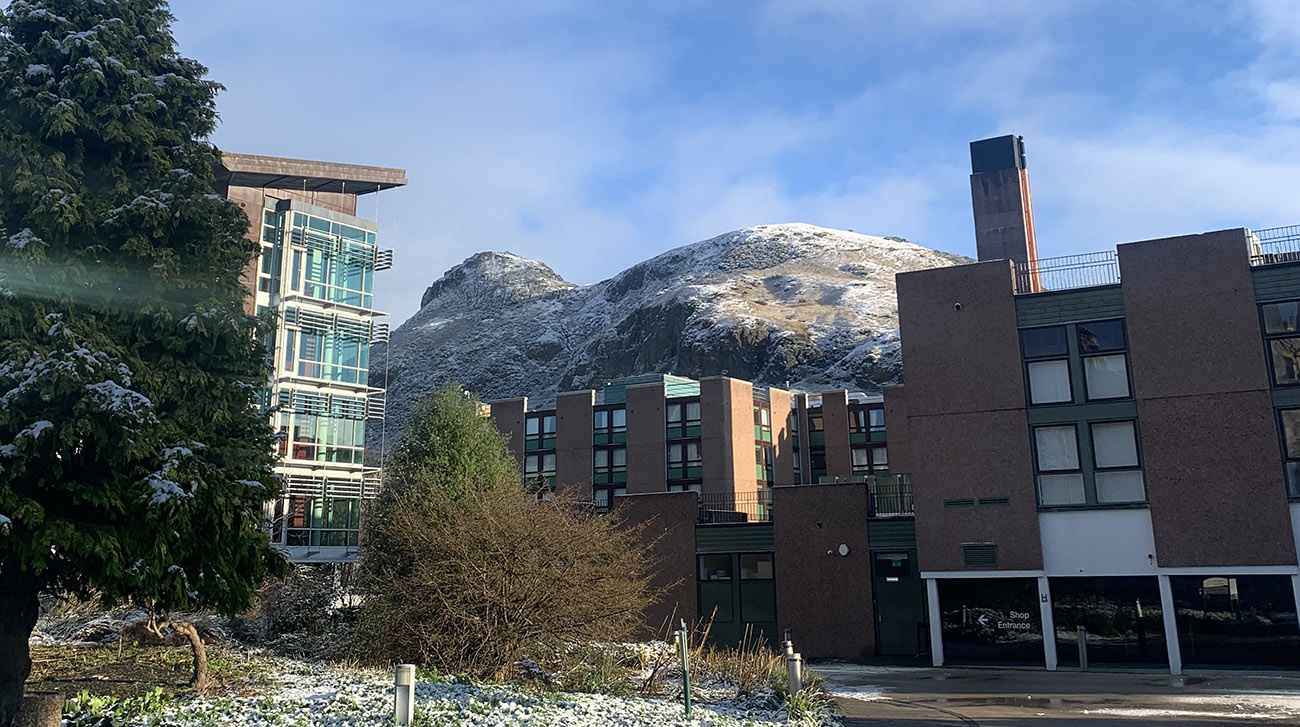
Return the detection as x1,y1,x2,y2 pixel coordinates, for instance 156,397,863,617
170,0,1300,325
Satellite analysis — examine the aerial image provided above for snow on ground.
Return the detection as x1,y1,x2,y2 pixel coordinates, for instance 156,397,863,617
147,657,836,727
826,684,889,702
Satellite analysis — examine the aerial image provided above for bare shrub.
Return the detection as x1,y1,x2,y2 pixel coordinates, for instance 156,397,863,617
354,487,652,679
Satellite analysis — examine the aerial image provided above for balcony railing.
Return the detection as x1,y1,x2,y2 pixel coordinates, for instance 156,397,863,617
698,492,771,524
868,475,914,518
1014,251,1119,295
1249,225,1300,267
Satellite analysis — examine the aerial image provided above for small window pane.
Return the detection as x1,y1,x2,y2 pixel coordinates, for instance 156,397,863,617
594,411,608,429
1035,425,1079,471
1096,471,1146,503
594,450,608,468
612,448,626,466
1084,354,1130,399
1077,320,1126,353
1263,302,1300,334
612,409,626,428
1271,338,1300,385
686,442,701,462
1282,410,1300,459
809,416,824,432
686,402,701,421
740,554,774,580
1022,326,1068,358
542,453,555,472
869,409,885,429
852,448,870,468
872,446,888,467
526,418,540,435
594,490,609,507
699,554,732,581
1028,360,1072,404
668,444,683,463
543,415,556,434
1038,473,1086,506
667,404,682,423
1092,421,1139,468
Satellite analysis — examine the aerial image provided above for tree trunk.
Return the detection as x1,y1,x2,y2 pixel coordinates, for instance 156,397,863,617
0,577,40,727
171,621,209,691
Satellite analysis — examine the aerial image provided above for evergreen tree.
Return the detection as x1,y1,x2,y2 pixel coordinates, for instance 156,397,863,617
0,1,283,722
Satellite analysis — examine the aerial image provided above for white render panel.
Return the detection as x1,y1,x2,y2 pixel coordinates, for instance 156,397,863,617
1040,509,1158,575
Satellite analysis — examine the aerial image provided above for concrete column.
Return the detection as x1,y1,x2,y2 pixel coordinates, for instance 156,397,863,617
1157,575,1183,675
820,390,852,479
488,397,528,468
769,387,795,487
555,390,595,500
625,383,666,494
1038,576,1057,671
926,578,944,666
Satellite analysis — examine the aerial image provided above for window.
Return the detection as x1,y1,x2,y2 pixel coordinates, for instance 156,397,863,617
593,407,626,444
1028,360,1072,404
667,403,682,424
1264,301,1300,386
685,401,701,424
809,415,824,431
851,446,870,473
1034,425,1086,506
740,553,774,580
1278,409,1300,498
699,554,732,581
612,408,626,432
525,413,556,450
850,409,868,434
595,447,627,474
594,410,607,430
1022,325,1071,404
1090,421,1145,503
593,486,626,511
668,443,683,466
869,408,885,431
686,441,701,466
1079,320,1129,400
872,445,888,470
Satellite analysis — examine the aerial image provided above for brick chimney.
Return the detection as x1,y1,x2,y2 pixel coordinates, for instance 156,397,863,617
969,135,1040,287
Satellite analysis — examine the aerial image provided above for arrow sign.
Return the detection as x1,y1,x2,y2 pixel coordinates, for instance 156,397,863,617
977,614,991,626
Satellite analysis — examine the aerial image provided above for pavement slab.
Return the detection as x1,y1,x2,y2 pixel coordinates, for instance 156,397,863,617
814,661,1300,726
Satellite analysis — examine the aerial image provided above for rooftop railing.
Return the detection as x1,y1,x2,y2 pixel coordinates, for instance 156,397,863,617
697,491,771,524
1014,251,1119,295
1249,225,1300,267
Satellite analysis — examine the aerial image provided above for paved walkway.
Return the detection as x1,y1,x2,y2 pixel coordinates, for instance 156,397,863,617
813,661,1300,726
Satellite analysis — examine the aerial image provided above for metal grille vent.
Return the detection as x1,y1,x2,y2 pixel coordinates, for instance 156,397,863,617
334,316,369,341
283,307,299,324
331,395,367,420
943,498,975,508
370,321,390,344
365,396,386,420
962,543,998,569
291,390,329,415
374,248,394,271
978,497,1010,507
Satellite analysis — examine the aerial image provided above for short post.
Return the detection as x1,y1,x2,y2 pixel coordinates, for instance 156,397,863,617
677,619,692,718
785,640,803,696
1077,627,1089,672
394,663,416,726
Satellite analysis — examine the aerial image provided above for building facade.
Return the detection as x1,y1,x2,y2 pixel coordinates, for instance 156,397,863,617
488,374,919,653
215,153,405,562
889,135,1300,672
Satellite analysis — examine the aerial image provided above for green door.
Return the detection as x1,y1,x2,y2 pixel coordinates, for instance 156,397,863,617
873,551,925,655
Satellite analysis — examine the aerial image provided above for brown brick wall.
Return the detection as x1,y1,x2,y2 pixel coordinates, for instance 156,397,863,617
772,483,875,659
700,377,758,498
613,492,698,637
626,384,666,494
769,388,796,487
1118,229,1296,566
882,385,912,475
488,397,527,467
555,390,595,500
820,390,852,480
897,260,1042,572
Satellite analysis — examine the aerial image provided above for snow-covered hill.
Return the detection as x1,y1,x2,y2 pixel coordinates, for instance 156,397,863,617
370,223,968,447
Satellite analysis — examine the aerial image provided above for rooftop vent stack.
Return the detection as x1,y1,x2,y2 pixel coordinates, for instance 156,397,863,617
969,135,1040,291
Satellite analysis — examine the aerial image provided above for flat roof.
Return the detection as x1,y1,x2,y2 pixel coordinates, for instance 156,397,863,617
215,152,406,195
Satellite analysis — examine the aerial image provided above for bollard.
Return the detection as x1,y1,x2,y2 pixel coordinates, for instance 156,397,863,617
677,620,692,718
394,664,416,726
786,649,803,696
1077,626,1088,672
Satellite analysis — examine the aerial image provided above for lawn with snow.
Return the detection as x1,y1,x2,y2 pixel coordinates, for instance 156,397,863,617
137,657,837,727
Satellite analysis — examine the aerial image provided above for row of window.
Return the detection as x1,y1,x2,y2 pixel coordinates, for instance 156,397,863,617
1032,420,1145,506
851,445,889,473
1023,319,1130,405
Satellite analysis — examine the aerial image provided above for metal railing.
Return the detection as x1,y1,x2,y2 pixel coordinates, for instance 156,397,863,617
1249,225,1300,267
1014,251,1119,294
868,475,913,518
697,491,771,524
